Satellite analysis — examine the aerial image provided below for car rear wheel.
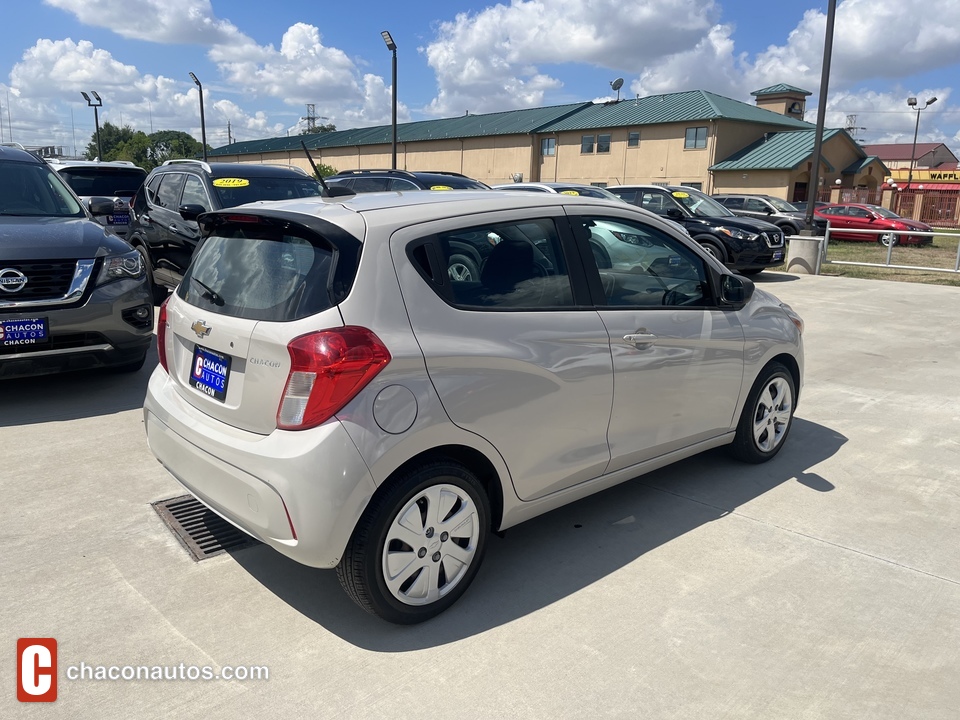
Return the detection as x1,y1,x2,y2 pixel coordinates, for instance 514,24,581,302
878,233,899,248
729,362,795,463
337,460,490,624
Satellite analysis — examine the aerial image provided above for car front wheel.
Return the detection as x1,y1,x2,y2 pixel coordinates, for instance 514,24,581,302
337,460,490,624
878,233,899,248
729,362,796,463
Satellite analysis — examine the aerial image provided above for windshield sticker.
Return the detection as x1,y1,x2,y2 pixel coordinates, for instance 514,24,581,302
430,185,453,191
671,191,690,198
212,178,251,188
560,190,580,196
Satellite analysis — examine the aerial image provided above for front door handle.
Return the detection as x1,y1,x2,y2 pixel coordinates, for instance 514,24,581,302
623,332,657,347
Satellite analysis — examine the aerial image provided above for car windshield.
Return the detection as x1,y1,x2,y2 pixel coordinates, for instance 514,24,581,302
670,188,735,217
210,175,324,207
868,205,899,219
766,197,798,212
0,160,84,217
421,177,489,190
56,167,147,198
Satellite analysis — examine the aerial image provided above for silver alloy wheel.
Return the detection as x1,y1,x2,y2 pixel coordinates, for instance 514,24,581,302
381,483,480,606
447,262,473,281
879,233,898,247
701,243,721,259
752,376,793,452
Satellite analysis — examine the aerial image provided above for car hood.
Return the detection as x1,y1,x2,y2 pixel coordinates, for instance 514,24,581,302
685,215,781,233
891,218,932,230
0,216,133,261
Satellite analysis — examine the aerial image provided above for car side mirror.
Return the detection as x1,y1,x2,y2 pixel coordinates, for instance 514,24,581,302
87,197,116,216
765,207,775,214
721,274,755,307
178,204,207,221
666,208,684,219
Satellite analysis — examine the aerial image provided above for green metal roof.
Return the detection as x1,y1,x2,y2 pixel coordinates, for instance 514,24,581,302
842,155,888,175
751,84,812,97
536,90,813,132
209,102,591,157
709,128,854,172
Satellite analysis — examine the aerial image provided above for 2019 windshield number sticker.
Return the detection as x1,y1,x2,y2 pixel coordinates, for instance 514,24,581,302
190,345,231,402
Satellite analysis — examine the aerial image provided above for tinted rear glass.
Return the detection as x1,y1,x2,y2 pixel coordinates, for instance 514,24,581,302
178,223,337,321
57,168,147,196
210,175,323,208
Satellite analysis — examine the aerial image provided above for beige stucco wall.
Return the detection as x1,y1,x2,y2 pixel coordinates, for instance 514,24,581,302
711,170,794,197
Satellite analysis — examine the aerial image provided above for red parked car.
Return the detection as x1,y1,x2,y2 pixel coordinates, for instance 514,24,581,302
814,203,933,246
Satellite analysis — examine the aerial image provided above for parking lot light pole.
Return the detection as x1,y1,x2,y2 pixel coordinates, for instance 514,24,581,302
381,31,397,170
906,96,937,189
80,91,103,160
189,72,208,162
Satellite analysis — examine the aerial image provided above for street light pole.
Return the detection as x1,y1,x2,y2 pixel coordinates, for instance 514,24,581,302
189,72,208,162
906,96,937,188
81,91,103,160
381,31,398,170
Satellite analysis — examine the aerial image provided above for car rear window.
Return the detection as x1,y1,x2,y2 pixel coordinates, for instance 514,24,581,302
56,168,147,197
178,222,339,321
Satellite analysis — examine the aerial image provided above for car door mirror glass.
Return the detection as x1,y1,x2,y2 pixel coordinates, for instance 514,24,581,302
666,208,684,219
721,274,754,305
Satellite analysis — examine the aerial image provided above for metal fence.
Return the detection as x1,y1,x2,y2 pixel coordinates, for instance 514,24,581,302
816,225,960,275
893,190,960,228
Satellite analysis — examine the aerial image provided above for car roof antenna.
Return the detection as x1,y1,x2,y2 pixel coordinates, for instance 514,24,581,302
301,140,353,197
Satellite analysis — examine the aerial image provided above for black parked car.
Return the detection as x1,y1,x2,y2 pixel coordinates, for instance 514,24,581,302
326,169,489,193
0,145,153,378
128,160,325,302
712,193,807,235
607,185,785,274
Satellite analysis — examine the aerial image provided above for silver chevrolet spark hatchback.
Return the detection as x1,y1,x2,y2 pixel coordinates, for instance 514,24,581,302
144,191,804,624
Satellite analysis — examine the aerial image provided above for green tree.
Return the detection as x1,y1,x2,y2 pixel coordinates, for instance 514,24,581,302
84,122,139,160
146,130,206,166
313,163,338,178
299,123,337,135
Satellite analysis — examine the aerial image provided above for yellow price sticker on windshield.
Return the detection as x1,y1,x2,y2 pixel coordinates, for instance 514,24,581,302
671,191,689,198
560,190,580,196
213,178,250,188
430,185,453,191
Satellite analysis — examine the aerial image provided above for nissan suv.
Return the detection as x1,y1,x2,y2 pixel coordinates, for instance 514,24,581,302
0,145,153,378
128,160,324,302
47,159,147,239
326,169,489,192
144,189,804,624
608,185,785,274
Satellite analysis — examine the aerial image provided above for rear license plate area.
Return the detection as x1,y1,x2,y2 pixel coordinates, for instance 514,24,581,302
189,345,231,402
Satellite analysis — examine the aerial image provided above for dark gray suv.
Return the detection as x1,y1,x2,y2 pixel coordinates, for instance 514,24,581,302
712,194,807,235
0,145,153,379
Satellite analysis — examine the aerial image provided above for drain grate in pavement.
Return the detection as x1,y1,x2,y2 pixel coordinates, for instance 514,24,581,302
152,494,259,561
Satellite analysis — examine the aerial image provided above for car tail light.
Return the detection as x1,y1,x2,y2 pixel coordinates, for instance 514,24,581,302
277,326,391,430
157,296,170,373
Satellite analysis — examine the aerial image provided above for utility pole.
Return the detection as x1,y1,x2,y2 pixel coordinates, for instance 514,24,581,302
227,121,233,145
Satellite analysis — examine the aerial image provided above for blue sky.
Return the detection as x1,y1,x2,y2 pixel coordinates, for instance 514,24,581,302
2,0,959,156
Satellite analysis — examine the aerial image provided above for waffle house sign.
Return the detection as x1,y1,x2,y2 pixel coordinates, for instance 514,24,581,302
889,169,960,183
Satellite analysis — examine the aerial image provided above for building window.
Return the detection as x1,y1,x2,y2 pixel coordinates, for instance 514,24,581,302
597,134,611,154
590,182,608,188
627,131,640,147
680,182,703,191
684,127,707,149
581,135,595,154
540,137,556,156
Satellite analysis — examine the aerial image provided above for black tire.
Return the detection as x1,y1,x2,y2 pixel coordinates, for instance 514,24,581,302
337,460,490,624
729,361,796,464
134,243,168,305
447,253,480,282
590,241,612,269
878,233,899,248
740,268,764,276
697,238,727,263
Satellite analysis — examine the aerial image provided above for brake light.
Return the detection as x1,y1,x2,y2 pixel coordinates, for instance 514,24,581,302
222,214,261,223
277,326,391,430
157,296,170,373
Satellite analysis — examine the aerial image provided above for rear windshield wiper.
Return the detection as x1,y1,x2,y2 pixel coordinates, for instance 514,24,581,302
191,277,225,306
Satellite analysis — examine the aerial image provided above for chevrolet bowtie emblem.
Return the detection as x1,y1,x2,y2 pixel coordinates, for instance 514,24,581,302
191,320,212,338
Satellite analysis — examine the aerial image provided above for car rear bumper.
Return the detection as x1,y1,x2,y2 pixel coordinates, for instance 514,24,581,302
143,367,377,568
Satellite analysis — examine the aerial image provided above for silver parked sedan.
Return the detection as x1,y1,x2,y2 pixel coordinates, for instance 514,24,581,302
143,190,804,624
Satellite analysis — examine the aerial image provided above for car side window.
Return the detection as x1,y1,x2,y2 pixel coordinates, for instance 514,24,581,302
179,175,210,211
416,219,575,309
825,206,846,216
156,173,184,209
575,216,709,308
388,178,420,191
611,189,637,203
144,174,163,207
720,197,743,210
639,192,675,216
744,198,768,212
846,206,869,218
353,177,390,192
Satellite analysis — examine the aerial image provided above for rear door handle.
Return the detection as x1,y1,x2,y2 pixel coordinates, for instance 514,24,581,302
623,332,657,347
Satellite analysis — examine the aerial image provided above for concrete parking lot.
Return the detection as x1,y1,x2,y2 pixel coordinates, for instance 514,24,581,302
2,273,959,719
